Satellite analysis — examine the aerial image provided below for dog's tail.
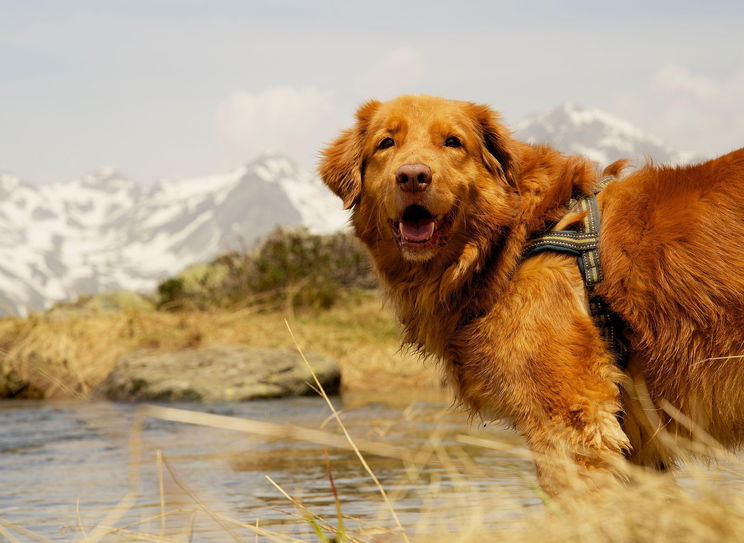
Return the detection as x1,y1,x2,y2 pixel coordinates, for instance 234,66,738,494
602,159,631,179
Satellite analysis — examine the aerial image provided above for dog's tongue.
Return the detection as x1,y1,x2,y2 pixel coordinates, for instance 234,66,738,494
399,220,435,242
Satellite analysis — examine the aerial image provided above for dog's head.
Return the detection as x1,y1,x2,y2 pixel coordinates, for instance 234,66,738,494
319,95,520,265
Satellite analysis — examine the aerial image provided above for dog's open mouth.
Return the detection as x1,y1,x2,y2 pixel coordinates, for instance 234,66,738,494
391,204,454,250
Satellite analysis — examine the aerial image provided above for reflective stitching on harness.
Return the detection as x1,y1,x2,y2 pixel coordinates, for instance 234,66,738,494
523,175,628,369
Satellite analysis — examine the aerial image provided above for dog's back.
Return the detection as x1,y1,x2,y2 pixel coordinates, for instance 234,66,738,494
598,148,744,460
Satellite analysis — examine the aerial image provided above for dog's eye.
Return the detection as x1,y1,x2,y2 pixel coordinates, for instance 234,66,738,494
445,136,462,148
378,137,395,150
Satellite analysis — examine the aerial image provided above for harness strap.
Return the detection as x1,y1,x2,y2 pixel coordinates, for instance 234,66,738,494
523,176,628,368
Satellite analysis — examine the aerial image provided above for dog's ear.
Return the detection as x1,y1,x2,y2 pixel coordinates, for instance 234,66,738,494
467,103,520,189
319,100,381,209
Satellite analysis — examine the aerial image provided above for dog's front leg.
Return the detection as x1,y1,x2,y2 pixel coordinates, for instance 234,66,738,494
450,254,632,494
492,255,630,495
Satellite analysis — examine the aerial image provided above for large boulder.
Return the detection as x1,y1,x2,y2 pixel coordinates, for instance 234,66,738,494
97,346,340,401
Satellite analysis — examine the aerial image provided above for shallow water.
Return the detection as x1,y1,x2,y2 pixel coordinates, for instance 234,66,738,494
0,397,540,541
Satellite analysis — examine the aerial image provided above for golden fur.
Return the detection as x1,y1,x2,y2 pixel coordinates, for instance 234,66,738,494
319,95,744,493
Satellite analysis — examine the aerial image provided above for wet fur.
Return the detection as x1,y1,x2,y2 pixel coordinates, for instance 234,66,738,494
319,95,744,493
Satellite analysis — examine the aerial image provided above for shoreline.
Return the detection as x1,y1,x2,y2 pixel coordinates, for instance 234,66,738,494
0,294,446,401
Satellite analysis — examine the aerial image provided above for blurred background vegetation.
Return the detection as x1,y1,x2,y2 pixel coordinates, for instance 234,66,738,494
155,228,377,312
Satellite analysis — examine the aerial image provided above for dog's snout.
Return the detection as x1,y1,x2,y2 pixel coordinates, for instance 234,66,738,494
396,163,432,193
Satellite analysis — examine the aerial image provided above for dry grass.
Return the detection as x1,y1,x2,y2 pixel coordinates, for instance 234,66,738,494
0,292,444,399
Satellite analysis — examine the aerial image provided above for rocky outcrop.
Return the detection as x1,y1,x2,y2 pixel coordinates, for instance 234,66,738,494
96,346,340,401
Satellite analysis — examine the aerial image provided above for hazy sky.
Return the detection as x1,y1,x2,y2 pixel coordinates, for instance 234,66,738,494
2,0,743,183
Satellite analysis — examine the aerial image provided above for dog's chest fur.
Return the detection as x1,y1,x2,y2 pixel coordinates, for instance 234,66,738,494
385,249,604,421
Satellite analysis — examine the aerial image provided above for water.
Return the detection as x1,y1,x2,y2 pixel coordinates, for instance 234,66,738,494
0,397,541,541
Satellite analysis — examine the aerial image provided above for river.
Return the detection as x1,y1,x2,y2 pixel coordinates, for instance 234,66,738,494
0,397,541,541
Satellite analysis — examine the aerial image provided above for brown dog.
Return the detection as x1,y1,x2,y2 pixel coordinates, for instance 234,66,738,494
319,94,744,493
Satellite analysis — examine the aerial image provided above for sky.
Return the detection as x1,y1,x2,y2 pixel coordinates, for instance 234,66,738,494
1,0,743,183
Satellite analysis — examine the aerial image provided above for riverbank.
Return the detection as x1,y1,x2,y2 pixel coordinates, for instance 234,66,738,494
0,292,446,400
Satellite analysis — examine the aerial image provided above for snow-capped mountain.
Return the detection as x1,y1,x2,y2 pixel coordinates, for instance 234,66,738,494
0,155,348,315
515,103,696,166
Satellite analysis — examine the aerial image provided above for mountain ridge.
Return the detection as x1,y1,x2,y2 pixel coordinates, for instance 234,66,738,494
0,154,349,315
514,102,697,166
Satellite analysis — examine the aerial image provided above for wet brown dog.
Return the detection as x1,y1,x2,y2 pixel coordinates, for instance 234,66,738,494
319,94,744,493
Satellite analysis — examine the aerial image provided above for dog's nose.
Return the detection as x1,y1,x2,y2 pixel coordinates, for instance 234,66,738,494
396,163,432,193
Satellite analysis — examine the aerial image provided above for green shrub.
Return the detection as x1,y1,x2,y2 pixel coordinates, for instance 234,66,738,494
156,279,186,309
156,228,377,311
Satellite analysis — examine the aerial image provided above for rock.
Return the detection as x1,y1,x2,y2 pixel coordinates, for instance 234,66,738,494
96,346,340,402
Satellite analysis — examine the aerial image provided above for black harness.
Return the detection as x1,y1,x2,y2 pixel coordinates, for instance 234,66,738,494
523,176,628,369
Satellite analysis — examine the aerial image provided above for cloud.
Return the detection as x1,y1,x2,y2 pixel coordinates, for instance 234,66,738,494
215,48,427,170
216,86,336,169
355,46,425,100
611,64,744,158
651,65,726,102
